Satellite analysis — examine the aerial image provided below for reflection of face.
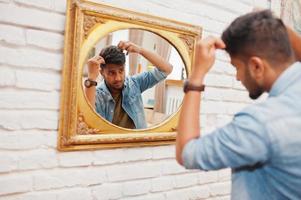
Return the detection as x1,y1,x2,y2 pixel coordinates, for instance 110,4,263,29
101,64,125,92
231,57,264,100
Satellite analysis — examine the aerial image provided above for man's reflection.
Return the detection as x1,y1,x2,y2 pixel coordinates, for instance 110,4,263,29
84,41,173,129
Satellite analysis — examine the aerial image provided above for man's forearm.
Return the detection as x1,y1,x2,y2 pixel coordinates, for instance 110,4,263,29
176,76,205,165
140,48,173,74
84,87,96,109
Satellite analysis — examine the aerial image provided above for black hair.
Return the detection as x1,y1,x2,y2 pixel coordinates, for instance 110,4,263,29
221,10,293,64
99,45,125,68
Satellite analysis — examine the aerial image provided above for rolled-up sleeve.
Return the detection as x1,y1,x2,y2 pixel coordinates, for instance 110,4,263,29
182,110,271,170
133,68,167,92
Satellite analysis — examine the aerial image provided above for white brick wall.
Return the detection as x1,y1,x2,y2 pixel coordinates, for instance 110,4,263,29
0,0,270,199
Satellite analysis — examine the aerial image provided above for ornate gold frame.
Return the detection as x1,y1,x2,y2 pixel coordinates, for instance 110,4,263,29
58,0,202,151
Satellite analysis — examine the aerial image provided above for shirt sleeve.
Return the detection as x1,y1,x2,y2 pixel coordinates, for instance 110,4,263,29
182,110,271,170
132,68,167,92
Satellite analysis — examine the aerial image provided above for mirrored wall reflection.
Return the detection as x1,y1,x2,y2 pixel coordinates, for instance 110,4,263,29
83,29,186,129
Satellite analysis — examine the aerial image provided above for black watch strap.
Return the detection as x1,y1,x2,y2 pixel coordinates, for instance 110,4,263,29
183,79,205,93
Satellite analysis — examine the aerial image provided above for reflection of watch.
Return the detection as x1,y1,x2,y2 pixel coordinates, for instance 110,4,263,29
183,79,205,93
84,79,98,88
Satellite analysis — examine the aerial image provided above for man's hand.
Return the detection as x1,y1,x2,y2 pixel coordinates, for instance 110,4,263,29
190,36,226,84
87,55,105,80
118,41,142,54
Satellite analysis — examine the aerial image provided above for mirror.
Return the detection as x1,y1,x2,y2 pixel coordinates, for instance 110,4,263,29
82,29,187,129
58,0,201,150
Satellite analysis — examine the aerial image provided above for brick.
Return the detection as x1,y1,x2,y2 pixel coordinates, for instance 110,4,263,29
224,102,248,115
122,147,152,162
0,110,58,130
218,169,231,181
0,174,32,195
107,162,161,182
201,100,227,114
211,60,236,75
203,0,252,14
14,0,53,10
0,90,59,109
26,29,64,50
0,152,18,172
204,87,223,101
33,171,70,191
92,183,123,200
209,182,231,196
58,151,93,167
93,148,125,165
151,176,174,192
79,167,107,186
210,195,231,200
15,70,61,91
0,4,65,32
204,74,234,88
57,188,93,200
199,171,218,185
0,24,25,45
165,186,210,200
122,194,165,200
173,173,199,188
253,0,270,9
54,0,67,13
232,80,245,90
123,179,151,196
221,89,249,102
0,130,56,150
152,145,175,159
18,149,57,170
0,46,63,70
33,167,106,191
161,159,187,175
0,66,15,86
2,191,58,200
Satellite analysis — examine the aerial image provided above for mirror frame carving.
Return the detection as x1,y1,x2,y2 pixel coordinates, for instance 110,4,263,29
58,0,202,151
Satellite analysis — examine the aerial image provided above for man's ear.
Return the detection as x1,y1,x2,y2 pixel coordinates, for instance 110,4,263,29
247,56,265,80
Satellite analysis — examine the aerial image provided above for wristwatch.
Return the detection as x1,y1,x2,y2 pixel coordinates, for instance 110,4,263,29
183,79,205,93
84,79,98,88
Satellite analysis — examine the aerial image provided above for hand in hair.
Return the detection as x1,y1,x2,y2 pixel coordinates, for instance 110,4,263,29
87,55,105,80
118,41,141,55
189,36,225,85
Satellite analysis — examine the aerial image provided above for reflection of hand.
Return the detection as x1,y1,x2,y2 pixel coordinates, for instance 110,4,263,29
117,41,142,54
190,36,225,84
87,55,105,80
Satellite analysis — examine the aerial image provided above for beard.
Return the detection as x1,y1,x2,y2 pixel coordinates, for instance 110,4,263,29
249,87,264,99
245,68,264,100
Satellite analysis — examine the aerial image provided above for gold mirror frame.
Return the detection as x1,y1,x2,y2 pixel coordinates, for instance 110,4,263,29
58,0,202,151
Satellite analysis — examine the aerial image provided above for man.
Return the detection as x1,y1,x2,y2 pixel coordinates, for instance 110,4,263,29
176,10,301,199
84,41,173,129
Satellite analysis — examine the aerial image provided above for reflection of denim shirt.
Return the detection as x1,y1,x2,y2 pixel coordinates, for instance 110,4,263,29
182,62,301,200
95,68,167,129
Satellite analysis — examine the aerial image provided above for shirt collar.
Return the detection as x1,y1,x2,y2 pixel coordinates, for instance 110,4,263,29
269,62,301,97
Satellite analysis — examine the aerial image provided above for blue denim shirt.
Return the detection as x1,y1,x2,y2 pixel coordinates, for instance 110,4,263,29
182,62,301,200
95,68,167,129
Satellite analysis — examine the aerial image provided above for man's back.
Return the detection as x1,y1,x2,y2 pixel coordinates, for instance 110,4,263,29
232,62,301,199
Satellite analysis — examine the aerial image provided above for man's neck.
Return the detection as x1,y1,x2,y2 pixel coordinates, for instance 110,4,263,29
266,60,295,92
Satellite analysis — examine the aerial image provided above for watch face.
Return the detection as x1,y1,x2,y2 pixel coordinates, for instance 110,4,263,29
84,79,97,88
84,79,91,87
